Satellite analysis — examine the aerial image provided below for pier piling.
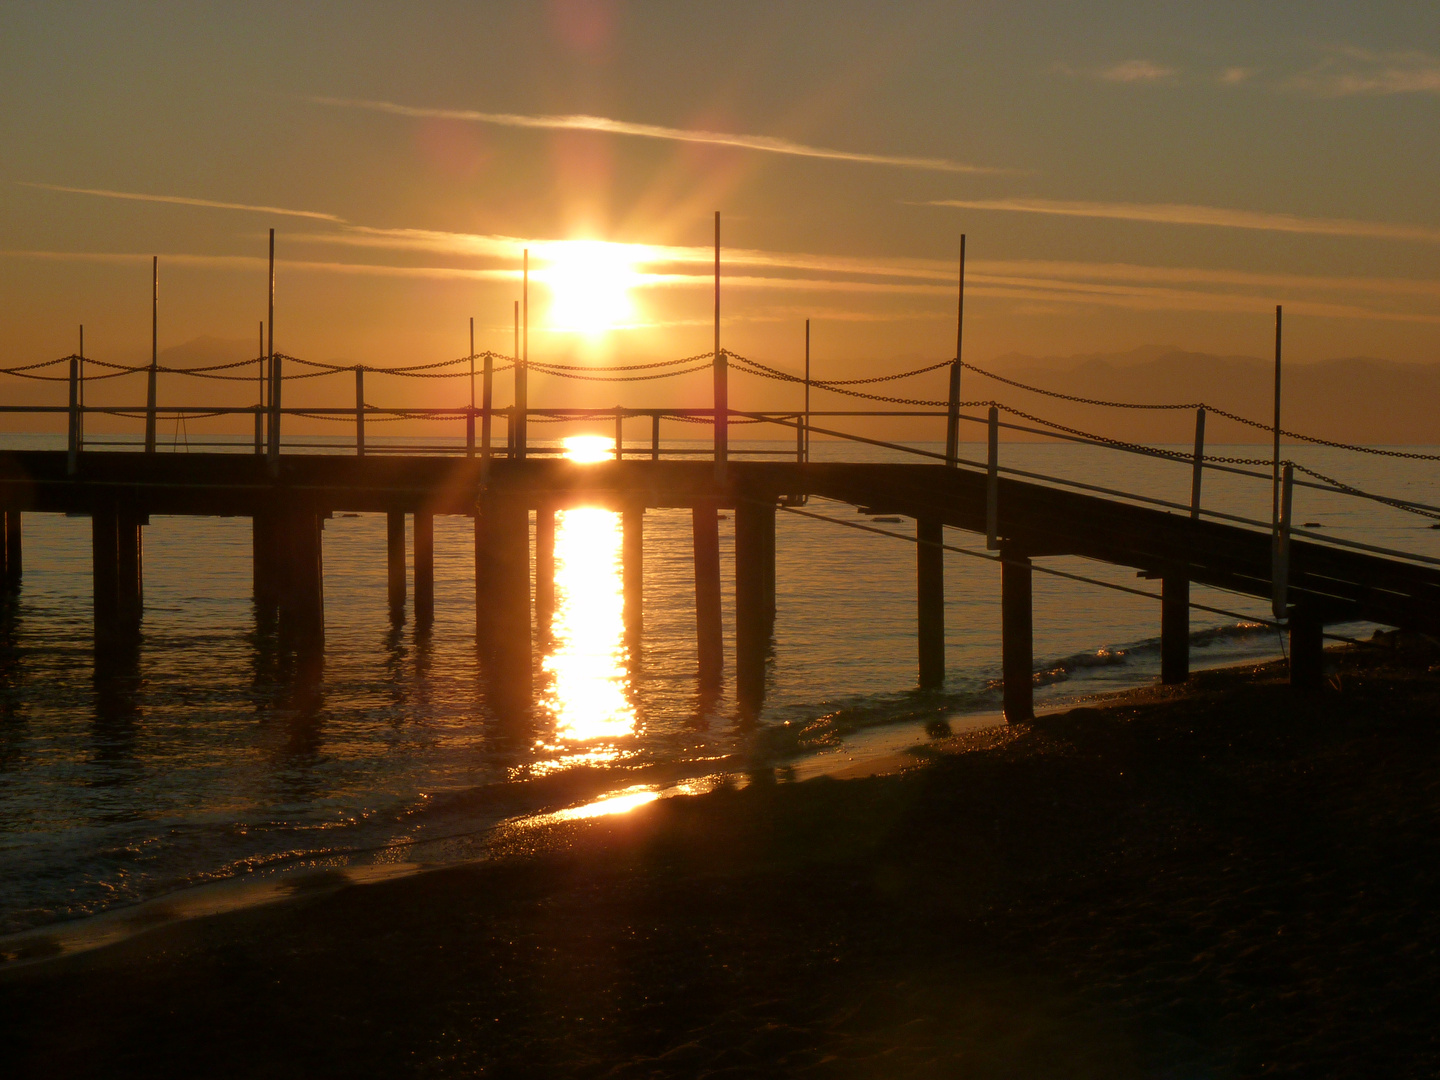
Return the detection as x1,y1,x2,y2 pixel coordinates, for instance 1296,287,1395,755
1289,610,1324,691
917,518,944,688
252,512,279,621
277,509,324,648
735,499,775,714
386,511,406,622
116,508,144,631
1001,546,1034,722
1,510,20,591
693,502,723,690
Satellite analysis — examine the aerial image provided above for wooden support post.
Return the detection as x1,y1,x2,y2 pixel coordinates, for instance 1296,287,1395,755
1000,546,1033,723
277,510,324,650
1161,573,1189,684
116,508,144,632
252,511,279,622
535,505,556,635
145,256,158,453
623,503,643,637
735,498,775,715
92,505,120,642
387,510,406,622
986,405,1000,549
651,413,661,461
354,367,365,456
693,502,723,690
1289,610,1324,691
414,511,434,630
0,511,10,592
1190,407,1205,520
67,357,80,476
917,518,944,688
713,211,727,484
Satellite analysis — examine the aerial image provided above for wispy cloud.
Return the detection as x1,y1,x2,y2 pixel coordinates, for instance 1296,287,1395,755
1288,47,1440,97
17,182,346,222
1217,66,1255,85
1097,59,1176,83
308,96,1008,175
924,196,1440,244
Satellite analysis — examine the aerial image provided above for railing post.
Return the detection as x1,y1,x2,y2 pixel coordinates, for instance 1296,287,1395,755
713,211,727,484
266,229,278,472
1190,407,1205,519
145,256,158,453
945,234,965,467
481,349,494,471
651,413,661,461
986,405,999,550
67,356,80,476
614,408,623,461
1272,462,1294,620
354,366,365,457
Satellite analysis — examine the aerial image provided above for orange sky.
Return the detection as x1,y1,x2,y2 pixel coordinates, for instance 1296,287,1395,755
3,2,1438,429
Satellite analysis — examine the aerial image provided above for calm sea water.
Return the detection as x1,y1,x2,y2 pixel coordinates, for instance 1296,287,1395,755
1,437,1436,935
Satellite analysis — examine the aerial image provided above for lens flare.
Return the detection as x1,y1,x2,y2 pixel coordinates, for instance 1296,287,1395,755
542,240,641,334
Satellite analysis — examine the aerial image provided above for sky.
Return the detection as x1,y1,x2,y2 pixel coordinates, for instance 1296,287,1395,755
2,1,1438,422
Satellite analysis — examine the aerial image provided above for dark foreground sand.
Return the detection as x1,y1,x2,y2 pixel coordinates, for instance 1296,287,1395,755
4,641,1440,1078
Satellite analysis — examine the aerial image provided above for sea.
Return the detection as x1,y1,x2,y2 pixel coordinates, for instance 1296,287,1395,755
2,436,1437,942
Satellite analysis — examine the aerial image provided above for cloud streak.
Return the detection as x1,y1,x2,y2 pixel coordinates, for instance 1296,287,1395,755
925,197,1440,244
308,96,1008,175
1288,47,1440,97
17,182,346,222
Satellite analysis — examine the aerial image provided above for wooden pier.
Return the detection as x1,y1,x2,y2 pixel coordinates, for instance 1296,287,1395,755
2,449,1436,720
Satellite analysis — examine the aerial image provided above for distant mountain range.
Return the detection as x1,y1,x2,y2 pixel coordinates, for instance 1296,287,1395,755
965,346,1440,446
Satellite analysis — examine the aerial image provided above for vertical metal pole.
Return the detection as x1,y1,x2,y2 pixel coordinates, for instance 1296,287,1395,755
1273,462,1294,620
1190,407,1206,520
482,338,494,468
255,321,265,454
945,235,965,467
467,317,476,457
354,366,365,456
1272,304,1282,533
986,405,999,549
803,319,810,464
78,324,85,453
145,256,158,452
67,356,80,475
267,229,278,469
516,250,528,460
508,300,518,457
713,211,727,483
614,408,623,461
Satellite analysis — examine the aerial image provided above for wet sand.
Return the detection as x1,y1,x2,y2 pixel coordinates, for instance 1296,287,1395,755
4,640,1440,1078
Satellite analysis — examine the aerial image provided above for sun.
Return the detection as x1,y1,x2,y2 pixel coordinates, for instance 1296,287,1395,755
541,241,642,334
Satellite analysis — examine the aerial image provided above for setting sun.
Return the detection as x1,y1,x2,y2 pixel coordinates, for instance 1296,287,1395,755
541,241,642,334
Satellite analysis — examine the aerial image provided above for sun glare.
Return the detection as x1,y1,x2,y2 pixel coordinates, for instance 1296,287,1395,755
542,241,641,334
563,434,615,463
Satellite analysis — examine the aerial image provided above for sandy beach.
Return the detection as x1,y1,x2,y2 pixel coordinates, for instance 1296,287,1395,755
3,638,1439,1078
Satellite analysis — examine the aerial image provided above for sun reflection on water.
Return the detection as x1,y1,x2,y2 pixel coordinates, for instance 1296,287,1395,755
535,506,636,767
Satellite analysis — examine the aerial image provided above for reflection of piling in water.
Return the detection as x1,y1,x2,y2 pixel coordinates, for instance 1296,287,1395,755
735,498,776,716
692,502,723,692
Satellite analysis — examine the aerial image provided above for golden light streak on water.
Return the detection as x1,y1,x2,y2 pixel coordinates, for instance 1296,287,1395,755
534,506,636,768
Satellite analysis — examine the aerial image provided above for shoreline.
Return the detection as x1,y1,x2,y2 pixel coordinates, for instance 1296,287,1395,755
7,640,1437,1075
